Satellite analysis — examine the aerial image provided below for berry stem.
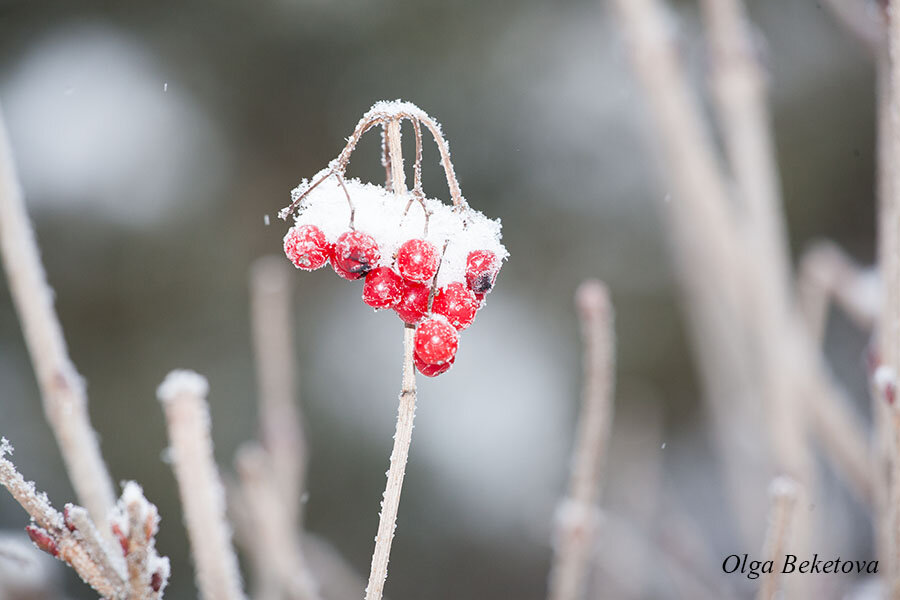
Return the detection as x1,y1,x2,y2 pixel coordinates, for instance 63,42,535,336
365,118,418,600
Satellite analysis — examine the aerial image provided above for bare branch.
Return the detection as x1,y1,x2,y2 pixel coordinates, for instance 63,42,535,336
158,370,246,600
0,103,117,551
548,280,616,600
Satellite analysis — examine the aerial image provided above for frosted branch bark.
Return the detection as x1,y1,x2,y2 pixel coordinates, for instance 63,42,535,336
547,280,615,600
365,117,418,600
158,370,246,600
0,103,117,551
250,256,307,527
755,477,799,600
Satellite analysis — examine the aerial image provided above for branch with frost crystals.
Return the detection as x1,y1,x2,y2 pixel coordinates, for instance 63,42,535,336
158,370,246,600
250,256,306,527
755,477,799,600
0,438,139,599
0,103,117,550
365,118,418,600
547,280,616,600
111,482,170,600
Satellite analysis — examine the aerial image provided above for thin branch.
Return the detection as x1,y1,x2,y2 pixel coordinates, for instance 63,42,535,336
755,477,799,600
609,0,770,547
0,103,117,551
365,117,418,600
548,280,616,600
884,1,900,590
250,256,307,527
235,444,322,600
797,241,879,344
158,370,246,600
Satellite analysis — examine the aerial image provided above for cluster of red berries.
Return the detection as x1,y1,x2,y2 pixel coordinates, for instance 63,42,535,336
284,224,500,376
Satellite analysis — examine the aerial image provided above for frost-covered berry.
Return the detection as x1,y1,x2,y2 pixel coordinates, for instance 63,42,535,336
284,224,330,270
414,352,454,377
363,267,404,309
465,250,499,294
332,231,380,280
396,239,440,283
393,280,430,324
432,281,479,330
414,318,459,365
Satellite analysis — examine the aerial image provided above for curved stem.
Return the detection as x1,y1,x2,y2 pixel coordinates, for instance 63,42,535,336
365,119,418,600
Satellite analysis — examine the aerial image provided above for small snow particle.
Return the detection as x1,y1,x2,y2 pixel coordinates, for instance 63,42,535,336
264,214,270,226
660,442,666,450
163,82,168,92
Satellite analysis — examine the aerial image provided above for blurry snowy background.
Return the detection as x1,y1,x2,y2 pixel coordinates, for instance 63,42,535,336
0,0,876,598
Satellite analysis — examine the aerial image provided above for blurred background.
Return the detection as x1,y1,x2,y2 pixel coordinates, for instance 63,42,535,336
0,0,879,598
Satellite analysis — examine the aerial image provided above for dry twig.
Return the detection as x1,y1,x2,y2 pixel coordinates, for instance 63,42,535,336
755,477,800,600
0,103,118,551
158,370,246,600
365,117,419,600
548,280,616,600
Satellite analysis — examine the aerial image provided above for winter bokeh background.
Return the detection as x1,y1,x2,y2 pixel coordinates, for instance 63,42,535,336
0,1,877,598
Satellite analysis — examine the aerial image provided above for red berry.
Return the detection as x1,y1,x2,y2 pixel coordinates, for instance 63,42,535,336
363,267,404,308
432,281,479,330
284,225,330,270
394,280,430,324
414,318,459,365
332,231,380,280
465,250,499,294
414,352,454,377
396,239,440,283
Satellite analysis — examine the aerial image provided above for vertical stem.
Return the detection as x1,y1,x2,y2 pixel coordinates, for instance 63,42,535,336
884,4,900,591
0,105,118,553
547,281,616,600
250,256,306,527
755,477,799,600
365,119,418,600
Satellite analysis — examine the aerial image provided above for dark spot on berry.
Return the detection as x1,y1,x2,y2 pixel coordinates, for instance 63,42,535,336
346,252,372,275
472,273,493,294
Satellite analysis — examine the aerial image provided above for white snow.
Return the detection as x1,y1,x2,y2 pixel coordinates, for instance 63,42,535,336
156,370,209,403
286,175,507,289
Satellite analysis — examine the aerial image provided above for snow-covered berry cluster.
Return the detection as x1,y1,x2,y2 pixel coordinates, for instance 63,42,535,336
279,101,507,376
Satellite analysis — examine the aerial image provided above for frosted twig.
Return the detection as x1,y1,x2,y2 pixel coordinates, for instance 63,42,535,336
279,101,467,220
0,440,130,599
158,370,246,600
250,256,307,527
609,0,768,547
0,103,117,551
65,504,127,590
235,444,322,600
797,241,878,344
113,482,169,600
365,118,418,600
547,280,616,600
755,477,799,600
